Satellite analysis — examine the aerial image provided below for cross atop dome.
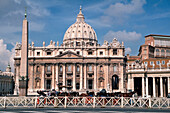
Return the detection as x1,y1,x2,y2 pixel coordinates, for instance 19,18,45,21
24,7,27,19
76,6,84,22
79,5,82,14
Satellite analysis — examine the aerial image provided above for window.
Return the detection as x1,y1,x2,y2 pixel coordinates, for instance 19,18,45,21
36,66,40,72
150,61,153,65
58,83,62,90
100,65,103,72
113,49,117,55
76,74,80,77
156,61,160,65
76,42,80,46
77,66,80,72
47,52,51,55
166,50,170,56
88,51,92,55
156,49,160,56
60,51,62,55
113,65,117,72
76,83,80,90
46,80,51,89
47,66,51,72
161,49,165,57
36,81,40,88
68,65,71,72
88,80,93,89
37,52,40,56
144,62,148,65
162,60,165,65
89,64,92,71
67,79,72,86
59,66,62,72
100,51,103,55
77,51,80,55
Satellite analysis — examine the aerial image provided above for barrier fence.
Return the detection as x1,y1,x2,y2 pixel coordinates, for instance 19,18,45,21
0,96,170,109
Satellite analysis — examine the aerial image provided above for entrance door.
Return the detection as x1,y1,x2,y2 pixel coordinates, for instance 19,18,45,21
112,75,119,90
134,77,142,96
88,80,93,89
46,80,51,89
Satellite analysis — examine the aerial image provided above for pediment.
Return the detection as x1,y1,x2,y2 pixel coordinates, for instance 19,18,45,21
55,50,82,58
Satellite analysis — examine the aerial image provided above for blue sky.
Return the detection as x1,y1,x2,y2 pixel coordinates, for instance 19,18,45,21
0,0,170,71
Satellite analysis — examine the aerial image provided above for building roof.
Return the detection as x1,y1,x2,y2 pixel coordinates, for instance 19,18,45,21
145,34,170,39
63,7,97,43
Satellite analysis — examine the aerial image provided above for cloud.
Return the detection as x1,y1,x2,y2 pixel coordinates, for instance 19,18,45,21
0,25,21,34
30,22,45,32
14,0,22,4
0,39,15,72
85,0,146,26
104,0,146,18
104,30,142,42
125,47,132,54
25,0,51,17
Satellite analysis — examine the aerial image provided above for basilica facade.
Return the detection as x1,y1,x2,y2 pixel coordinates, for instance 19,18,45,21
14,8,126,95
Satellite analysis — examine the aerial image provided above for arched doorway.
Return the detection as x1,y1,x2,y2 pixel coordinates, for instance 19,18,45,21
112,75,119,90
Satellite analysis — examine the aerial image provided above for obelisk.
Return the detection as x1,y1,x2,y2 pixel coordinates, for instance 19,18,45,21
19,8,28,96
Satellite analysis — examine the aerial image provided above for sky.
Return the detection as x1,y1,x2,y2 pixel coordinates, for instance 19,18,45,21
0,0,170,71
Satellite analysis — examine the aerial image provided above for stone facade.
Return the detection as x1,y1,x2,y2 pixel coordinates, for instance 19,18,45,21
14,7,126,95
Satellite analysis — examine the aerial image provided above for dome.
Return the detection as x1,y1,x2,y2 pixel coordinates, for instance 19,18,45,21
63,7,97,44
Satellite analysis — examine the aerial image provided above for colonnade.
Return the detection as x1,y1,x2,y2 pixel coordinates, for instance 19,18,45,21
131,76,170,97
39,63,98,92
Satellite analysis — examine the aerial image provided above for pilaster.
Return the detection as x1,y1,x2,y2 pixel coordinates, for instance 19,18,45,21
41,64,45,90
80,64,83,90
73,64,76,91
160,77,163,97
84,64,87,89
94,64,97,91
56,64,59,90
142,77,145,97
153,77,156,97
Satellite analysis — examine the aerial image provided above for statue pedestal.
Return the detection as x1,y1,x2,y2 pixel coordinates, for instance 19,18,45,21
19,80,27,96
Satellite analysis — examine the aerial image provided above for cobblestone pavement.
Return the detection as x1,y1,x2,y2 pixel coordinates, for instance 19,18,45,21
0,108,170,113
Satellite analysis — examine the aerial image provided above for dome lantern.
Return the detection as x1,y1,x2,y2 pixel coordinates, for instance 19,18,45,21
76,6,85,22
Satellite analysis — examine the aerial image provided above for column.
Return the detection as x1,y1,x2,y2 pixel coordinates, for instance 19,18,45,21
146,77,148,97
41,64,45,90
131,77,134,91
94,64,97,90
142,77,145,97
73,64,76,91
31,64,34,91
168,77,170,93
84,64,87,89
153,77,156,97
80,64,83,90
160,77,163,97
62,64,66,91
105,64,109,91
56,64,59,90
29,64,34,92
52,64,55,89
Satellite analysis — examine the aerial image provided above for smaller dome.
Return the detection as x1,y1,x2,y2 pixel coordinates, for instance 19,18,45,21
63,6,97,44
